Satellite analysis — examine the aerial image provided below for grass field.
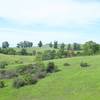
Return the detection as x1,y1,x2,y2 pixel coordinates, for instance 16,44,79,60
0,54,35,64
14,47,58,53
0,55,100,100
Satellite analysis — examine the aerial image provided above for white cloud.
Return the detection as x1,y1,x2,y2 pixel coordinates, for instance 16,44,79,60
0,0,100,26
0,27,83,46
0,27,100,46
0,0,100,46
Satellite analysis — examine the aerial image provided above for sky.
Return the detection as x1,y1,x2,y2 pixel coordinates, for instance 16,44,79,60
0,0,100,46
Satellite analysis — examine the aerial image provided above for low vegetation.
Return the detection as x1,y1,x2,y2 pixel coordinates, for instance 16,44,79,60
0,81,5,88
80,62,90,67
0,40,100,100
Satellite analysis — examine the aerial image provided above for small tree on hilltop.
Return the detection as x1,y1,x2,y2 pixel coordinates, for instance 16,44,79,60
49,42,53,48
67,44,72,50
54,41,58,49
60,43,65,50
38,41,43,48
20,49,27,55
2,41,9,48
83,41,99,55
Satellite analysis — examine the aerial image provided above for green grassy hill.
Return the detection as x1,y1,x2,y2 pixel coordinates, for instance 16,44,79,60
14,47,58,53
0,55,100,100
0,54,35,64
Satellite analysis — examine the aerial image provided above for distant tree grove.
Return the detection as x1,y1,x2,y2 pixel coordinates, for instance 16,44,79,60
0,40,99,59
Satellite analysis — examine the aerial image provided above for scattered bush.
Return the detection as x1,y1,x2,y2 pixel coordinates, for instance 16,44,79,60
32,50,36,56
7,48,16,55
63,63,70,66
47,62,58,73
35,71,47,79
0,81,5,88
13,77,26,88
0,61,8,69
0,69,18,79
16,64,33,75
15,60,23,64
30,76,38,84
80,62,89,67
76,51,82,56
42,50,56,60
24,74,38,85
19,49,28,55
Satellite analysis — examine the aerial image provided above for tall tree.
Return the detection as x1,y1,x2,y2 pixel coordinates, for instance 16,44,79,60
83,41,99,55
54,41,58,49
73,43,81,50
2,41,9,48
49,42,53,48
60,43,65,50
67,44,72,50
38,41,43,48
17,41,33,48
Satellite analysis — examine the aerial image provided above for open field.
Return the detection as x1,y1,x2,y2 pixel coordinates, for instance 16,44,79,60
0,55,100,100
0,0,100,100
14,47,58,53
0,54,35,64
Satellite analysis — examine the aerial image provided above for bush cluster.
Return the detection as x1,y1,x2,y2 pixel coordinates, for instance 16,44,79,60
0,81,5,88
63,63,70,66
80,62,89,67
47,62,58,73
0,61,8,69
13,77,26,88
0,69,18,79
13,74,38,88
0,61,59,89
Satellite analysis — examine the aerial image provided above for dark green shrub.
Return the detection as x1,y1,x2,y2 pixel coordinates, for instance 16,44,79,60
24,74,38,85
19,49,28,55
16,64,33,75
35,71,47,79
42,50,56,60
47,62,58,73
64,63,70,66
30,76,38,84
15,60,23,64
76,51,81,56
80,62,89,67
5,70,18,79
13,77,26,88
7,48,16,55
0,81,5,88
0,69,18,79
0,61,8,69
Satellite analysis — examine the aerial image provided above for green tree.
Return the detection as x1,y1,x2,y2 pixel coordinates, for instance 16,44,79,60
67,44,72,50
17,41,33,48
20,49,27,55
38,41,43,48
60,43,65,50
2,41,9,48
34,52,44,67
0,81,5,88
54,41,58,49
7,48,16,55
49,42,53,48
42,50,56,60
56,43,65,58
73,43,81,50
83,41,99,55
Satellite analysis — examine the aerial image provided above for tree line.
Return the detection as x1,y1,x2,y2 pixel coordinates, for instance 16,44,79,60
0,41,100,58
1,41,81,50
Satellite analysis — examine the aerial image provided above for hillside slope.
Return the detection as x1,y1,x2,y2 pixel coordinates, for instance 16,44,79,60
0,55,100,100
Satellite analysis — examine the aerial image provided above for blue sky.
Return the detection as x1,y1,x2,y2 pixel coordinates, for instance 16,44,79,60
0,0,100,46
